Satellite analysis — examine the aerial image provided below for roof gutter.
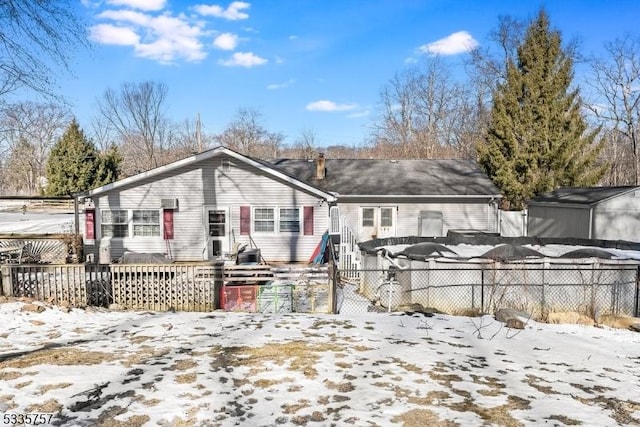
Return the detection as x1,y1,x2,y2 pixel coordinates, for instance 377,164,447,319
337,194,502,200
528,201,593,209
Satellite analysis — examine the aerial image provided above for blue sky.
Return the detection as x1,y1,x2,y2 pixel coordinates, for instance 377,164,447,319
56,0,640,148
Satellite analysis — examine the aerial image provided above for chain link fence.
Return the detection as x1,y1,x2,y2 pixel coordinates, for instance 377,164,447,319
337,265,640,320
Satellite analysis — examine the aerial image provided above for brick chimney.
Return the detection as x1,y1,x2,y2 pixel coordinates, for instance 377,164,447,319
316,152,326,180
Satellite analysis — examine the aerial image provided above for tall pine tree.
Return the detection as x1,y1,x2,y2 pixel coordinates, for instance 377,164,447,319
478,10,607,209
45,119,121,196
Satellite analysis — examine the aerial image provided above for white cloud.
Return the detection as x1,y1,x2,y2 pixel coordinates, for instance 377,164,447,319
90,24,140,45
267,79,294,90
92,10,207,63
107,0,166,11
98,9,151,26
219,52,267,67
306,100,357,112
213,32,238,50
194,1,250,20
419,31,479,55
288,35,298,40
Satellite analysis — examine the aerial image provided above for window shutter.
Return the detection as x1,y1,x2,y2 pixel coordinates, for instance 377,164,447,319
163,209,174,240
85,209,95,240
303,206,314,235
240,206,251,235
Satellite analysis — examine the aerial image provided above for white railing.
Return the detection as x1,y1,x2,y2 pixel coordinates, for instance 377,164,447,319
339,215,361,279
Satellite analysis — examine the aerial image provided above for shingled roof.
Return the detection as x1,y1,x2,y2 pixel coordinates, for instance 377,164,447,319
271,159,501,197
529,186,640,205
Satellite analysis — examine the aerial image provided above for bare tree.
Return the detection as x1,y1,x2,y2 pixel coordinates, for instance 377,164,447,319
0,102,71,194
169,117,215,159
465,15,526,107
370,56,478,159
0,0,86,99
215,108,284,159
96,81,172,176
585,36,640,184
283,127,317,159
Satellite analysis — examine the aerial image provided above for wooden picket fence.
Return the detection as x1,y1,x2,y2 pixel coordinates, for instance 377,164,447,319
0,263,334,313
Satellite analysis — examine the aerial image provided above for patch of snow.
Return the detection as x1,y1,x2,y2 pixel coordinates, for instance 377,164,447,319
0,212,74,234
0,301,638,425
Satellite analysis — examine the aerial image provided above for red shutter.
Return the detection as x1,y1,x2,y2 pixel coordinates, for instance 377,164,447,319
240,206,251,235
85,209,95,240
303,206,314,235
163,209,174,240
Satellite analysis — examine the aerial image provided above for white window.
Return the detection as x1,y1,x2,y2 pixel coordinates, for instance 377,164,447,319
381,207,393,228
279,208,300,232
101,210,129,238
100,209,162,238
254,208,275,232
132,210,160,237
362,208,375,227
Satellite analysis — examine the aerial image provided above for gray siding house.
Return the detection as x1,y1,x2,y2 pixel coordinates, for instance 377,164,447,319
273,157,502,241
82,147,336,263
528,186,640,242
80,148,502,263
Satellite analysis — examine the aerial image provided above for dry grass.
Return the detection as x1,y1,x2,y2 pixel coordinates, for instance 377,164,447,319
122,346,171,367
471,374,506,397
0,395,16,410
448,395,531,427
209,341,346,379
128,335,154,344
170,358,197,371
141,398,161,407
523,375,558,395
391,357,425,374
392,408,459,426
323,380,355,393
281,399,310,414
573,395,640,424
39,382,73,394
0,370,27,381
253,377,295,388
14,381,33,389
174,373,197,384
546,414,582,425
25,398,62,414
0,348,116,369
547,312,595,326
598,314,640,330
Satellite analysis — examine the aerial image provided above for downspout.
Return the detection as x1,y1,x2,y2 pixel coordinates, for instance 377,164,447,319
588,206,593,239
73,193,80,238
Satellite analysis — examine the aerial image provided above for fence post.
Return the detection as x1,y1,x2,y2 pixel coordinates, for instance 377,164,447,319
1,265,13,297
541,260,549,319
328,260,338,314
213,261,224,310
480,267,485,313
636,266,640,318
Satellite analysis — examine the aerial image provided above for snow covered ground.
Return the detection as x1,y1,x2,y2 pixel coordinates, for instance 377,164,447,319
0,300,639,426
0,202,74,234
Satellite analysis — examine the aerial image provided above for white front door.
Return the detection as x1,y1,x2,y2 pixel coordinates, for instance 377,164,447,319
204,206,229,258
360,206,397,240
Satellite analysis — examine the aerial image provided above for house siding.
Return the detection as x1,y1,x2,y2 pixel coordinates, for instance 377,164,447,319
85,154,328,262
527,205,591,238
592,191,640,242
528,190,640,242
337,197,497,241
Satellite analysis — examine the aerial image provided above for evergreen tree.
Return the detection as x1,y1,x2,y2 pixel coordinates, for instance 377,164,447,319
477,10,607,209
45,119,120,196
